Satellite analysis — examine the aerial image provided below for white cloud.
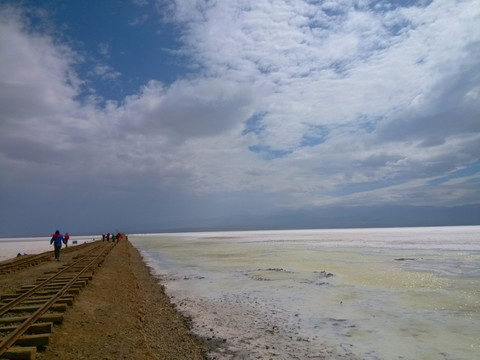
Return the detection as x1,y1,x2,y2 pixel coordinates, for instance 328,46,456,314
91,64,121,80
157,0,479,152
0,7,82,151
112,78,253,141
97,42,110,57
1,0,479,218
152,0,480,201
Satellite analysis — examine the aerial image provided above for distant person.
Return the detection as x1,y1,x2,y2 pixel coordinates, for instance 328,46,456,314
106,233,110,242
50,230,64,261
63,232,70,248
102,233,106,241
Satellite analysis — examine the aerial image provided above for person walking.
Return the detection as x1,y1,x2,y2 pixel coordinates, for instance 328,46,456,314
63,232,70,248
50,230,64,261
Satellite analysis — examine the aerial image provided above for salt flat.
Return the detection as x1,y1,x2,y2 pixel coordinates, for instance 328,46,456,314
131,226,480,360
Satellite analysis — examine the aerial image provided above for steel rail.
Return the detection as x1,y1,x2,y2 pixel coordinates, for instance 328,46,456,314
0,241,99,274
0,253,51,273
0,243,114,356
0,244,103,317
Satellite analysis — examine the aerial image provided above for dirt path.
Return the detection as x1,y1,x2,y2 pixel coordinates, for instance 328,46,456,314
22,239,207,359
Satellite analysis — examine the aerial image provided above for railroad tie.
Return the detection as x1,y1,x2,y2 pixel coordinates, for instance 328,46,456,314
1,346,37,360
0,242,116,359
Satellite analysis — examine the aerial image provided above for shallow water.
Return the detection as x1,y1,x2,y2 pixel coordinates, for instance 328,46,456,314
130,226,480,360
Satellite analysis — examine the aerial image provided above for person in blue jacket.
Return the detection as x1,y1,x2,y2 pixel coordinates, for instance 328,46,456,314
50,230,64,261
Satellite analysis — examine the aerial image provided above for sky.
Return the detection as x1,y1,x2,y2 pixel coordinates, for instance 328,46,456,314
0,0,479,236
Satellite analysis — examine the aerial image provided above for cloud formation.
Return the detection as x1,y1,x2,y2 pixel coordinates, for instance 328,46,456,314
0,1,479,235
151,0,480,205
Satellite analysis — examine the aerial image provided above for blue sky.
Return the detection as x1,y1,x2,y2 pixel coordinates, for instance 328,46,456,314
0,0,479,236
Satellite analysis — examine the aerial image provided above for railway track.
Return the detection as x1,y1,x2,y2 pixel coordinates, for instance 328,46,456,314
0,241,116,359
0,241,96,275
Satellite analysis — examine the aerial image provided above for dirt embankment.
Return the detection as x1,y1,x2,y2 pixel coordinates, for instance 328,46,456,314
1,239,207,360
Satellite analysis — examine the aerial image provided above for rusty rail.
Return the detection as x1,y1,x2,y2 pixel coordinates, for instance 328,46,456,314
0,242,115,359
0,241,98,275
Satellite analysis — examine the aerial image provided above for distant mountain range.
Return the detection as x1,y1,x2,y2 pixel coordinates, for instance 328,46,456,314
156,204,480,233
4,204,478,238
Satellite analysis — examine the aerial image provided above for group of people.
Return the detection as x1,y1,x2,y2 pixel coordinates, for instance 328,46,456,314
101,232,124,242
50,230,70,261
50,230,125,262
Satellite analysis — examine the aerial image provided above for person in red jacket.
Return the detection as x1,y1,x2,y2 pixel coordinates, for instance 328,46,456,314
63,232,70,248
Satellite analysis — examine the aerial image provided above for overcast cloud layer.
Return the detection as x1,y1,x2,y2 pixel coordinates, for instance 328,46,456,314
1,0,479,236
